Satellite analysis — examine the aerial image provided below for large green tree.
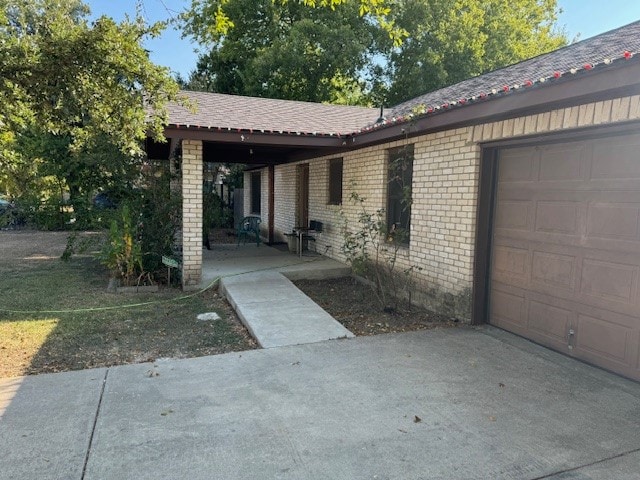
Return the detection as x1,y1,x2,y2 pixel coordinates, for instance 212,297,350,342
181,0,380,104
0,0,180,212
381,0,566,104
181,0,566,106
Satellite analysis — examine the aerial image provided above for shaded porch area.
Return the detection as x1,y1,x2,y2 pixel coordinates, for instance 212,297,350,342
201,243,350,286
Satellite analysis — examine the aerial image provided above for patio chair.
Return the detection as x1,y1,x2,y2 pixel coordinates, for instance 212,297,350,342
237,215,261,247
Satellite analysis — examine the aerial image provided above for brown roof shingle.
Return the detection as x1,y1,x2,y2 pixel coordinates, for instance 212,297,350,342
167,91,380,136
165,20,640,137
389,20,640,118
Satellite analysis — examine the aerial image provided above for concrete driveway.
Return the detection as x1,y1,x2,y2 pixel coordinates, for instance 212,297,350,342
1,327,640,480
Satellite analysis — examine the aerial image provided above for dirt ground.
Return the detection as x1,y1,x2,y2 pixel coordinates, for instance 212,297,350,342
206,228,459,336
0,229,80,260
294,277,459,336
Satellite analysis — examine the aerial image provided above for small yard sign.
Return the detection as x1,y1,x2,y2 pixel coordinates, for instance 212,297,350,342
162,255,180,269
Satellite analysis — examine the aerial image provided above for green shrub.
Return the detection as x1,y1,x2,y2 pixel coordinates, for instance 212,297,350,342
98,204,147,286
340,189,419,312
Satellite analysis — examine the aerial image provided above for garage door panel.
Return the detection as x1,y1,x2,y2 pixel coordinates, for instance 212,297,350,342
539,145,584,181
591,137,640,179
580,259,637,305
576,314,633,366
637,331,640,371
527,300,572,345
490,133,640,381
531,251,576,290
587,202,640,241
492,245,529,281
494,200,532,231
491,287,526,331
535,201,581,234
498,148,536,182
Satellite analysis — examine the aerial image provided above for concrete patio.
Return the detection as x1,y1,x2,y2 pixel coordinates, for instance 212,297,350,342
201,243,351,285
1,327,640,480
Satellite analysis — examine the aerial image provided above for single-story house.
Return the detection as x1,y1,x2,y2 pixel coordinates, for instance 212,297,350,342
151,20,640,381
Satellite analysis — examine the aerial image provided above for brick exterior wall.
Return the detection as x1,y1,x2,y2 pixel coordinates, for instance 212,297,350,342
268,94,640,320
181,139,203,290
273,163,297,241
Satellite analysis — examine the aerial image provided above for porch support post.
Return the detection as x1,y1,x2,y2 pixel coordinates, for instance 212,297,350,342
268,164,275,244
181,139,203,290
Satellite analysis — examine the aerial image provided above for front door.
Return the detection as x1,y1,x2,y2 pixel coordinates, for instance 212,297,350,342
297,164,309,228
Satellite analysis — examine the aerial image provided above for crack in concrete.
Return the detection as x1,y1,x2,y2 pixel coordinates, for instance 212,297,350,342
80,369,109,480
530,446,640,479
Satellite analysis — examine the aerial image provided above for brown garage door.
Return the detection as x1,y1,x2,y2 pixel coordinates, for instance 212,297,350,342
490,133,640,381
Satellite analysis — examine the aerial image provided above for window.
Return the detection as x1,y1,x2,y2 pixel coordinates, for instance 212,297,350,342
328,158,343,205
251,171,261,215
386,145,413,244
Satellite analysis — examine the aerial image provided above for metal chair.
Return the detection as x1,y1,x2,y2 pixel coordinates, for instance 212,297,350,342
236,216,261,246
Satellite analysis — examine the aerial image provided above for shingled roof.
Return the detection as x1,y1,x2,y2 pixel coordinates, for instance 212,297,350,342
388,20,640,119
165,20,640,139
167,91,380,137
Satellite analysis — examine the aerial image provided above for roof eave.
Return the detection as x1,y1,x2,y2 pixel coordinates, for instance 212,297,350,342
350,57,640,148
163,124,347,149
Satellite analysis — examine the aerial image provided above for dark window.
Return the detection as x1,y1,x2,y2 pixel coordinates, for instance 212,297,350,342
387,145,413,244
328,158,343,205
251,171,261,215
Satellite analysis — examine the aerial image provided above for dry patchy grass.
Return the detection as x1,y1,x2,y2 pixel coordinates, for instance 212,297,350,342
0,231,256,378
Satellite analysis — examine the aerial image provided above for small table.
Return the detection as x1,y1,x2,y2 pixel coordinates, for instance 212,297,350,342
294,227,315,258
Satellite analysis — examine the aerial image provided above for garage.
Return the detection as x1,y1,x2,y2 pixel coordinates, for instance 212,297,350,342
489,131,640,381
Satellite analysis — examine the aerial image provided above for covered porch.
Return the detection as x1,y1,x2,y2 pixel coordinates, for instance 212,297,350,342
149,91,381,290
201,243,351,287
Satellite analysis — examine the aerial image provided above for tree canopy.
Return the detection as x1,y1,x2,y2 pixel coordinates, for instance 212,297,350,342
180,0,380,104
0,0,179,156
190,0,406,45
0,0,180,214
180,0,566,105
382,0,566,104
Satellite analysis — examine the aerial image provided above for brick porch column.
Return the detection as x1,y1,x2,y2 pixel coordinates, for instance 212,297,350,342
181,139,203,290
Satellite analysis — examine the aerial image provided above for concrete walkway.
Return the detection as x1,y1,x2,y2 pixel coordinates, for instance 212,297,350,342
220,271,354,348
2,328,640,480
203,244,354,347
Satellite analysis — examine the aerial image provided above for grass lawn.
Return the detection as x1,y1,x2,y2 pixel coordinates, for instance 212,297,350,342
0,231,256,378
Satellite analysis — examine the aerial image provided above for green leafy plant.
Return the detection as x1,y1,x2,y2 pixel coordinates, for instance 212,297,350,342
339,188,419,312
99,204,147,287
136,163,181,279
61,162,180,285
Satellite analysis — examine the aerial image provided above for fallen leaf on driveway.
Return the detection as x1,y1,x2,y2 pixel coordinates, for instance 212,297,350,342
414,415,422,423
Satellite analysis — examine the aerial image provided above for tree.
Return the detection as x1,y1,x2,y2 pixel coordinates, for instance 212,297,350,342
382,0,566,104
0,0,179,161
181,0,566,107
0,0,180,224
181,0,379,104
191,0,406,46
